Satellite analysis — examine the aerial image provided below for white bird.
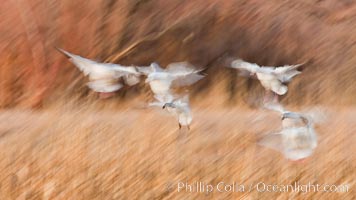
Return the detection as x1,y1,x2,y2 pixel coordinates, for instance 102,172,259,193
57,48,142,97
259,103,318,161
136,62,163,76
144,62,205,102
228,59,303,103
149,94,192,130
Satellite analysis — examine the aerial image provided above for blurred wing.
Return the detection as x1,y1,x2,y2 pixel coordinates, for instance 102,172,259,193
238,69,253,77
110,65,140,76
258,132,284,152
174,94,190,105
166,62,203,74
302,106,328,124
136,66,153,75
230,59,260,72
276,70,301,83
231,59,254,68
148,101,165,108
262,66,276,70
309,128,318,149
284,148,314,161
274,64,303,82
264,102,286,113
123,74,141,86
285,71,301,82
136,63,165,76
181,94,189,104
274,64,303,74
87,81,123,93
57,48,98,76
154,93,175,103
57,48,126,92
172,73,205,87
284,149,313,160
150,62,164,72
286,127,318,149
57,48,126,79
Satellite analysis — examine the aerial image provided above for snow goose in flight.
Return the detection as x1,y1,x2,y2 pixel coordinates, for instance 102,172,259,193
149,94,192,130
57,48,142,98
228,59,303,103
259,103,318,161
144,62,205,102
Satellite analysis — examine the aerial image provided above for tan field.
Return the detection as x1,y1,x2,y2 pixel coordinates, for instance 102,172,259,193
0,0,355,199
0,102,354,199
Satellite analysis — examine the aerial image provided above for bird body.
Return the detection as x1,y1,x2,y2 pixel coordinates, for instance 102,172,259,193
279,126,317,160
148,78,172,97
163,95,192,129
149,94,192,129
256,73,288,95
260,103,318,161
143,62,203,129
144,62,204,103
280,111,317,160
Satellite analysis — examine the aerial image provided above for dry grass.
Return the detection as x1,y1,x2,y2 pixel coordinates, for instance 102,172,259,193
0,103,354,199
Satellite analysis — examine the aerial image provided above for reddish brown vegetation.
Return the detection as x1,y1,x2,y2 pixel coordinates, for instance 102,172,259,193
0,0,355,108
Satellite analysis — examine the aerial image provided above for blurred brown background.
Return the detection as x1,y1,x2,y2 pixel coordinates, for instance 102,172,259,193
0,0,355,108
0,0,355,200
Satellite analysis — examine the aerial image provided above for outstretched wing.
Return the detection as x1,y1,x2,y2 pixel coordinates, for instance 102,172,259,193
57,48,98,76
264,102,286,113
274,64,303,82
172,73,205,87
166,62,203,74
58,47,140,74
230,59,261,72
136,62,164,75
87,81,123,93
57,48,139,92
151,62,164,72
301,106,328,124
57,48,131,78
274,64,303,73
258,132,284,152
136,66,152,75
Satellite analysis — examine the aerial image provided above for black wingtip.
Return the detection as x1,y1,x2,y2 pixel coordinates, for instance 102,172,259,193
55,47,71,58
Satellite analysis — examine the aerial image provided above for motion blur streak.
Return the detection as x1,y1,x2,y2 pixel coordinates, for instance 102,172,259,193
0,0,355,199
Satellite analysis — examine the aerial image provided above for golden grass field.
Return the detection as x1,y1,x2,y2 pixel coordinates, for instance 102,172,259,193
0,101,354,199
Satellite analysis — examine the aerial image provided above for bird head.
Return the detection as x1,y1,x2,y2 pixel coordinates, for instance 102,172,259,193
281,112,291,120
282,112,302,121
162,102,175,109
